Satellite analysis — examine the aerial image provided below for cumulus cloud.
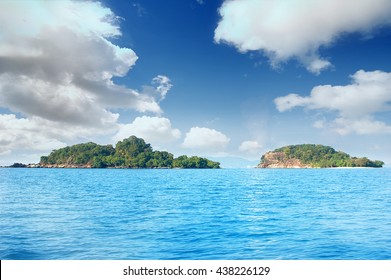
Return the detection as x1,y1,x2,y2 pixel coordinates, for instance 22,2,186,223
0,1,172,163
275,70,391,134
214,0,391,73
0,114,74,160
239,140,263,155
113,116,181,144
0,1,165,117
182,127,230,151
333,117,391,135
0,112,121,148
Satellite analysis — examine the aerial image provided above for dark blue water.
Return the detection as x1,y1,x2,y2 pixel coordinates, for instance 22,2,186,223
1,168,390,260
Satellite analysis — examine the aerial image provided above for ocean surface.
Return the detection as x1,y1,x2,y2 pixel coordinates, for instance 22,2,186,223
0,168,390,260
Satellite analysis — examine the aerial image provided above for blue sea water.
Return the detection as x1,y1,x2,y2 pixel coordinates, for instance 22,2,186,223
0,168,390,260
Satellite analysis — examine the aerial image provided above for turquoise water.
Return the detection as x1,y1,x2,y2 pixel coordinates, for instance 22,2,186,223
0,168,390,260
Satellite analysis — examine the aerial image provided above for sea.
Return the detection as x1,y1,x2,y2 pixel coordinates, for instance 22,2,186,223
0,168,390,260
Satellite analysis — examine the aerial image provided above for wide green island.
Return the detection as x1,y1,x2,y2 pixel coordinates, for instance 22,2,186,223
258,144,384,168
28,136,220,169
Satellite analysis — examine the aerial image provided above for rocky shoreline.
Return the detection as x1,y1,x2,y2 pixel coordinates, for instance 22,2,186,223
257,144,384,168
4,163,187,169
5,163,90,168
257,152,313,168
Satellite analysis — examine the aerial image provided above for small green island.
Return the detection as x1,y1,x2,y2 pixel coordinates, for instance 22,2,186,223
11,136,220,169
258,144,384,168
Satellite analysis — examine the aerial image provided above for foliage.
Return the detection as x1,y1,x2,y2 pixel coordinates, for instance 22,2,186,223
9,163,27,168
40,136,220,169
266,144,384,168
172,155,220,169
40,142,115,166
274,144,345,167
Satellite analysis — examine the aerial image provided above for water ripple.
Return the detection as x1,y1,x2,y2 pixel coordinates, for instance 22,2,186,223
1,168,390,259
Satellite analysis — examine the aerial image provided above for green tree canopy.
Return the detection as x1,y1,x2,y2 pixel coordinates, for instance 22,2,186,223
261,144,384,168
40,136,220,169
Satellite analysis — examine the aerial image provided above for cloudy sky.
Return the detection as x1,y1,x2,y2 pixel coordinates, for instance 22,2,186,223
1,0,391,167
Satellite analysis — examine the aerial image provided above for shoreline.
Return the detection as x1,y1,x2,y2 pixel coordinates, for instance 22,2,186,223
1,164,220,170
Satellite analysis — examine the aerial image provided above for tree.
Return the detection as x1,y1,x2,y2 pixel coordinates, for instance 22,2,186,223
39,136,220,169
266,144,384,168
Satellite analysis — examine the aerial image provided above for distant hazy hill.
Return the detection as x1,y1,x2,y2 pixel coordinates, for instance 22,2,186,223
258,144,384,168
38,136,220,169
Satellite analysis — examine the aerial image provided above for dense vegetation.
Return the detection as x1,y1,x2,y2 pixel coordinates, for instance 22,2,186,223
9,163,28,168
261,144,384,168
40,136,220,169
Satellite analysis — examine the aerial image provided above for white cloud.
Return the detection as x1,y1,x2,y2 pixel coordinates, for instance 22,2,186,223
274,93,307,112
182,127,230,151
306,58,333,75
153,75,172,99
113,116,181,145
0,1,164,117
141,75,173,103
0,74,120,127
239,140,263,155
214,0,391,73
0,114,66,156
0,113,121,166
0,0,121,50
0,1,173,163
275,70,391,116
333,117,391,135
313,120,325,129
274,70,391,135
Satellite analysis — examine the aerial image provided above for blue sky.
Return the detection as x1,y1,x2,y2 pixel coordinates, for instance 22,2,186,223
0,0,391,167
